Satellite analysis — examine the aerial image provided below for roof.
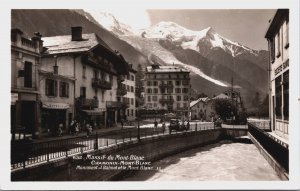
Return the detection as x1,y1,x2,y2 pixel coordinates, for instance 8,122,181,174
146,65,189,73
42,33,112,55
212,93,230,100
190,97,209,107
265,9,289,39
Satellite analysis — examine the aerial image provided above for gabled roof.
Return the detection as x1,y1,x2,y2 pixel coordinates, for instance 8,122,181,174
146,65,189,73
190,97,209,107
42,33,112,55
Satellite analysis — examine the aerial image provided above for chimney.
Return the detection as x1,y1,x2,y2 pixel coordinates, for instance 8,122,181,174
71,26,82,41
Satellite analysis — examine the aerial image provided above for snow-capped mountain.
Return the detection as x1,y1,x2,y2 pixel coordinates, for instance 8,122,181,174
85,11,135,35
76,10,269,108
140,21,259,57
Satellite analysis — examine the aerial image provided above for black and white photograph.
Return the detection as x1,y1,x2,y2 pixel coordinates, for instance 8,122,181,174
1,0,300,190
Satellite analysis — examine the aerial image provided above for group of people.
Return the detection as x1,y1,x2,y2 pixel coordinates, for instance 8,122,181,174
69,120,80,135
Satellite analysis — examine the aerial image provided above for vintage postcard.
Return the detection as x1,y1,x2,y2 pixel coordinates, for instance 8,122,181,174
1,0,300,190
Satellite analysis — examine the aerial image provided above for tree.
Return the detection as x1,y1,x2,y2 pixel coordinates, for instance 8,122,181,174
197,92,208,99
258,94,269,117
213,98,237,122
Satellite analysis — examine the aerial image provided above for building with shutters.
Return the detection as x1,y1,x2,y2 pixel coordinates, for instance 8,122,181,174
11,29,43,139
40,26,128,133
265,9,289,140
143,64,191,119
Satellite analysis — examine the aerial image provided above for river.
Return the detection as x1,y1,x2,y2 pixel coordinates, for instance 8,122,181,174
123,140,281,181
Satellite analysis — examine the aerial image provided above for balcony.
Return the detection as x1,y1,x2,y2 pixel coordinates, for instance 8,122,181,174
117,86,127,96
92,78,112,90
106,101,130,109
159,98,174,104
159,83,174,89
82,54,112,73
78,98,98,108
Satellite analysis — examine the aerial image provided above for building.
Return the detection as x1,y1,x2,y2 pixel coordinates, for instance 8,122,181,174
11,29,43,139
190,97,216,121
119,64,137,121
144,64,191,118
41,26,128,131
265,9,289,139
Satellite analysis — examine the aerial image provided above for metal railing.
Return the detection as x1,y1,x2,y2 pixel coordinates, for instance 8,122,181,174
11,122,215,171
248,122,289,172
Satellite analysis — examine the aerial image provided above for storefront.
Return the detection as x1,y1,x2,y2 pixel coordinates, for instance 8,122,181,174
11,92,40,140
81,108,106,129
41,102,70,135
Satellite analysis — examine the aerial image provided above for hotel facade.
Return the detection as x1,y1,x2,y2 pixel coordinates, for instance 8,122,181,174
265,9,289,139
143,64,191,118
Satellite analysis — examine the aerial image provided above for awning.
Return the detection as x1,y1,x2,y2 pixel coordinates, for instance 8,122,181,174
42,102,70,109
81,110,103,115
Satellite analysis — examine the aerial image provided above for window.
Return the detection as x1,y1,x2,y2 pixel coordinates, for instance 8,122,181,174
161,88,165,94
275,76,282,118
127,85,130,91
24,61,32,88
80,87,86,98
183,103,187,108
176,81,180,86
153,81,158,86
167,81,172,85
182,88,189,93
147,81,152,86
59,81,69,98
46,79,57,97
131,86,134,92
270,38,275,63
131,109,134,116
102,90,104,102
283,71,289,120
153,88,158,93
147,96,151,102
109,75,113,85
167,88,173,93
82,65,86,78
147,88,152,94
131,98,134,105
184,95,189,101
276,31,281,58
285,19,289,48
131,75,135,81
177,96,181,101
153,103,157,107
152,96,157,101
175,88,181,93
182,80,189,85
127,109,129,116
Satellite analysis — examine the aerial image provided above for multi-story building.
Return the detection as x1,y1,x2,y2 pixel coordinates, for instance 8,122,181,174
11,29,43,139
144,64,190,118
41,26,128,131
118,64,136,121
265,9,289,139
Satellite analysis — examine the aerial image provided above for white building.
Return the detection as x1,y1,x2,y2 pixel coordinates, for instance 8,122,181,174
265,9,289,140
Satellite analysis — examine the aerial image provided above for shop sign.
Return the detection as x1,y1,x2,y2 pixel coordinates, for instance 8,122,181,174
43,102,70,109
94,108,106,112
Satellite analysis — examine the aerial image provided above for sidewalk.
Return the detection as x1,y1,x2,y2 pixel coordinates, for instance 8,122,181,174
32,125,136,143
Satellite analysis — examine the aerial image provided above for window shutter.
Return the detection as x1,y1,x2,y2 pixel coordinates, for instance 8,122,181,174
66,83,69,98
54,80,58,97
59,82,62,97
45,79,49,96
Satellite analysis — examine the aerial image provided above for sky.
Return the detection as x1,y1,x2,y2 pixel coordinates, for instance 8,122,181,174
87,9,276,50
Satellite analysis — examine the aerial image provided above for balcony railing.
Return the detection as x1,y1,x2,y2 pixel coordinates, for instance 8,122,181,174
159,83,174,89
92,78,112,90
117,87,127,96
79,98,98,108
159,98,174,104
21,37,36,49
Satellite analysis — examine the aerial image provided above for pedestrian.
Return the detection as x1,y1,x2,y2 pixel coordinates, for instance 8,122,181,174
69,120,75,135
86,123,90,137
75,122,79,135
58,123,63,137
162,122,166,133
120,118,124,129
154,120,158,129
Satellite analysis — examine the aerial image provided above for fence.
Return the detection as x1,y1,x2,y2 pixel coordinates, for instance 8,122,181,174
11,122,215,171
248,122,289,173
